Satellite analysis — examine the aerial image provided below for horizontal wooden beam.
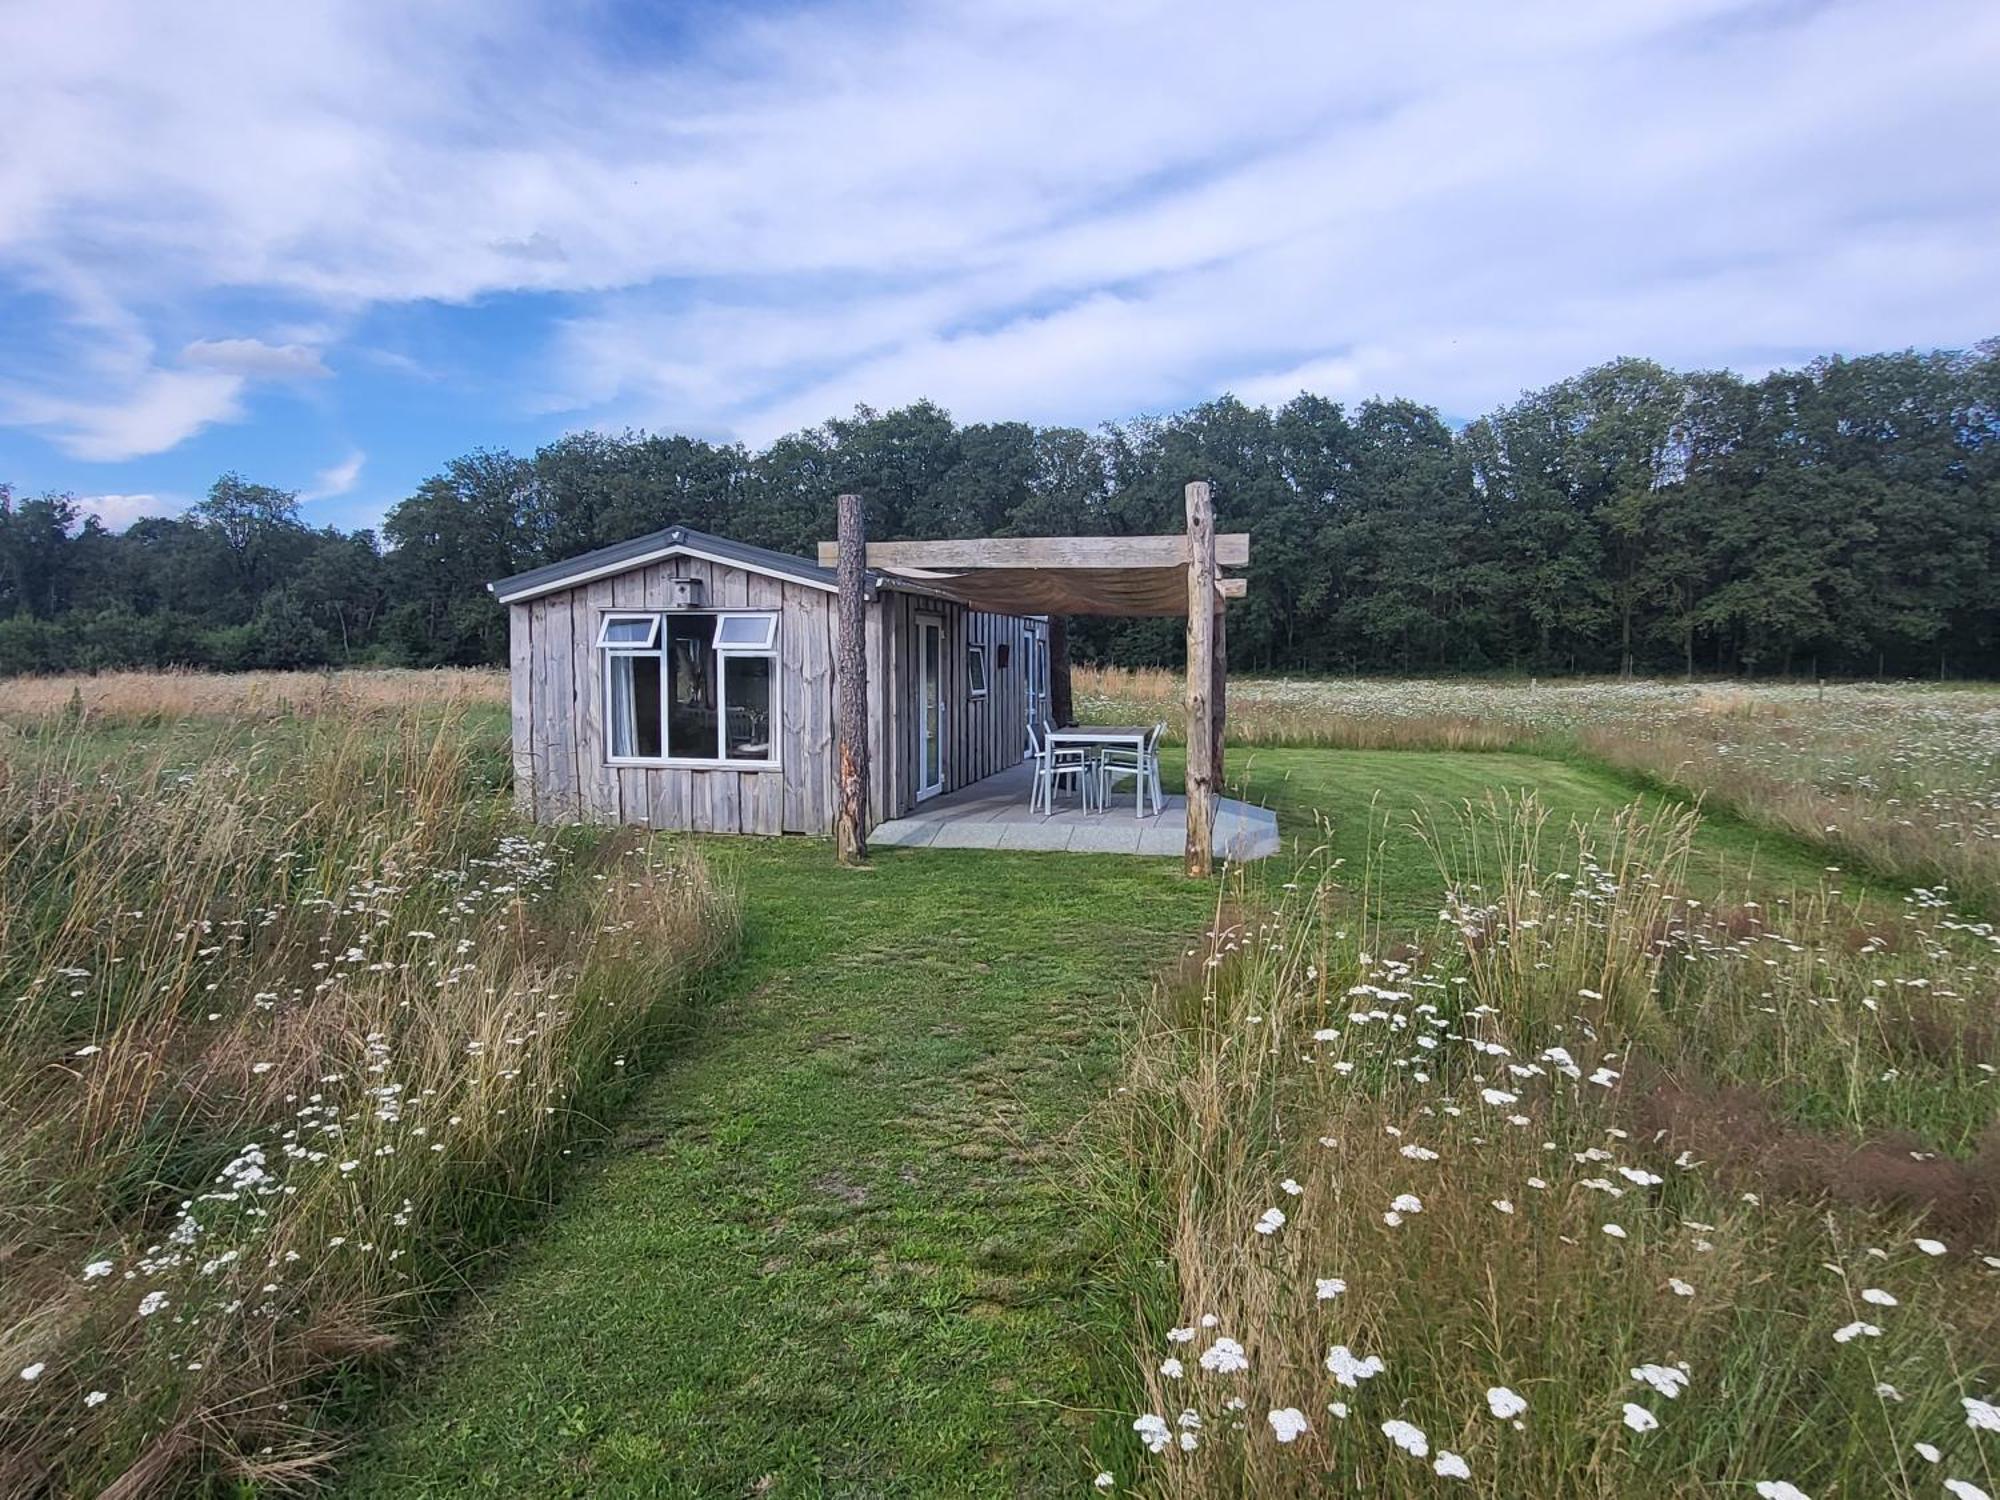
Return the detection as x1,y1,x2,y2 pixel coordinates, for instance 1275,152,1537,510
817,533,1250,570
1217,577,1247,600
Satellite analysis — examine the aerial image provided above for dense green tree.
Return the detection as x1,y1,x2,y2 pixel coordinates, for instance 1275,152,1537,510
4,337,1997,678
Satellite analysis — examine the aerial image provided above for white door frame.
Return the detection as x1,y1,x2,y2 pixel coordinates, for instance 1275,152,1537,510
1024,623,1048,759
916,615,945,801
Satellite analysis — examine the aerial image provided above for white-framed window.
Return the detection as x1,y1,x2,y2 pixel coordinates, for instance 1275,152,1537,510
597,613,660,648
967,643,988,698
601,610,779,766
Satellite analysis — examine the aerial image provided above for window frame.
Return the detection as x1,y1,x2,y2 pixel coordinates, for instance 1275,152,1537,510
967,642,989,698
596,612,661,650
599,608,782,771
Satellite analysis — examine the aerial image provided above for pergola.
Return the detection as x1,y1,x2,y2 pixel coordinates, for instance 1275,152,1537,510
818,480,1245,876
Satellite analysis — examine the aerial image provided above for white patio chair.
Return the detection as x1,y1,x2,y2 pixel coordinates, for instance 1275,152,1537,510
1098,721,1167,818
1027,722,1099,814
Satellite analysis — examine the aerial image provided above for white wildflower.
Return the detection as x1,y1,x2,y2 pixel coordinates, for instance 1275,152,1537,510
1268,1408,1309,1443
1325,1345,1386,1387
1199,1337,1248,1375
1859,1287,1898,1307
1381,1418,1429,1457
1486,1386,1527,1419
1255,1207,1286,1236
1434,1451,1470,1480
1315,1277,1346,1300
1833,1321,1881,1344
1621,1403,1659,1433
1133,1413,1172,1454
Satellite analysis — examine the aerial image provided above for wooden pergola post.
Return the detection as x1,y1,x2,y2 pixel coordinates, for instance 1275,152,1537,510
833,492,870,867
1212,598,1227,789
1184,480,1216,876
1047,614,1073,727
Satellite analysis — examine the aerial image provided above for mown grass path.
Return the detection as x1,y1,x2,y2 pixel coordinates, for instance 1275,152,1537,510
342,748,1838,1497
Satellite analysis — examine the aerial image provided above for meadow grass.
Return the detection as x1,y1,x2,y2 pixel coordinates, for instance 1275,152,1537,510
0,703,732,1496
1099,795,2000,1498
6,669,1996,1497
1080,667,2000,915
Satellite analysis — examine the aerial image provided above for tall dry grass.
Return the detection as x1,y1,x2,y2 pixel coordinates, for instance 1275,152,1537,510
0,668,508,728
1075,667,2000,912
1099,797,2000,1496
0,709,734,1495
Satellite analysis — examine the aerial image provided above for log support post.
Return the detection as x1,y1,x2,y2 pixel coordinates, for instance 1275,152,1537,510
1212,597,1227,790
833,492,870,867
1048,614,1073,727
1184,480,1216,876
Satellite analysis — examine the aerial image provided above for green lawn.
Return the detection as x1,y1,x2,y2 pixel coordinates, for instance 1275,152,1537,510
339,747,1845,1496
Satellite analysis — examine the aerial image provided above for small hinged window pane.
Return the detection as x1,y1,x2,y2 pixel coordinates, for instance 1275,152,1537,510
713,613,778,652
597,613,660,649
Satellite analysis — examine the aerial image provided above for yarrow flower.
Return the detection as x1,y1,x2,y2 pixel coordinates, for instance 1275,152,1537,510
1199,1337,1248,1375
1859,1287,1898,1306
1630,1363,1690,1400
19,1363,44,1381
1315,1277,1346,1300
1965,1396,2000,1432
1486,1386,1527,1419
1943,1482,1990,1500
1381,1418,1429,1457
1832,1321,1882,1344
1325,1344,1386,1387
1255,1207,1287,1236
1434,1451,1470,1480
1268,1407,1310,1443
1755,1484,1811,1500
136,1290,169,1317
1133,1413,1172,1454
1621,1403,1659,1433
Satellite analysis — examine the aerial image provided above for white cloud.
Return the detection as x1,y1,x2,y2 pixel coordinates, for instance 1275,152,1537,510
303,450,364,502
1,0,1997,455
75,492,179,531
3,367,246,461
181,338,330,381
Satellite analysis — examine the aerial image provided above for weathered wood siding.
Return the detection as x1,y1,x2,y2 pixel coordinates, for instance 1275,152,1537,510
878,597,1040,818
512,556,835,834
511,558,1039,835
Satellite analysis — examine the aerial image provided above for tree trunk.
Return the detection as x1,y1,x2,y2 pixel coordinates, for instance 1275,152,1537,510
1183,480,1216,878
832,492,870,867
1048,615,1073,728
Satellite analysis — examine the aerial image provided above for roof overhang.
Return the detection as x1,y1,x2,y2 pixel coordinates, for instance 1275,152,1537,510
816,535,1249,617
491,526,859,606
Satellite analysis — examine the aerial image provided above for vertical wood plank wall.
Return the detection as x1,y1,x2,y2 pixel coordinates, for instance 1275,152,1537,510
512,559,1036,836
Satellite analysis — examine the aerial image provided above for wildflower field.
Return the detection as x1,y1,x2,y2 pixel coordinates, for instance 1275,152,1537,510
0,684,731,1495
1082,669,2000,915
3,668,1998,1498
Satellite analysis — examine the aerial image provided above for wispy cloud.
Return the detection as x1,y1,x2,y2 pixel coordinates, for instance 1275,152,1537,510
181,338,330,381
303,450,364,502
2,0,1997,465
74,491,179,531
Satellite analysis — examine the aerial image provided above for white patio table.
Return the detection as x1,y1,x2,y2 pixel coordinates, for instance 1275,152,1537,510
1044,725,1156,817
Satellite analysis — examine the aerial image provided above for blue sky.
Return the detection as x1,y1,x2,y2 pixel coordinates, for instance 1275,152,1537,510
3,0,1998,535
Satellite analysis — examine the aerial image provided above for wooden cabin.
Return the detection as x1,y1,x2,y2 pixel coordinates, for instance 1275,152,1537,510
491,526,1048,834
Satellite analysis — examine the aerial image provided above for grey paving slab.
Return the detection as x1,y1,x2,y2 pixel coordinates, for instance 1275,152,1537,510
926,822,1009,849
1065,823,1148,853
868,763,1279,861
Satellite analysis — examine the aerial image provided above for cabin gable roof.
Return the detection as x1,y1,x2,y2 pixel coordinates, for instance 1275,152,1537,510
489,525,865,605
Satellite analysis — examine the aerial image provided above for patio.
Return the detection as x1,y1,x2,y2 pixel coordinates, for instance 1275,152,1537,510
870,761,1280,859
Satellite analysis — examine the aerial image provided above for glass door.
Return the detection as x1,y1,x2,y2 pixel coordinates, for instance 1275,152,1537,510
1024,626,1047,758
917,617,944,800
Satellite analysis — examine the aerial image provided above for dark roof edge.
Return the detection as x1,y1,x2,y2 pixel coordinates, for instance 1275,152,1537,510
489,525,865,603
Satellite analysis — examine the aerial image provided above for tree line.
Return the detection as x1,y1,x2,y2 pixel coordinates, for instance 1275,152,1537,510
3,339,1996,679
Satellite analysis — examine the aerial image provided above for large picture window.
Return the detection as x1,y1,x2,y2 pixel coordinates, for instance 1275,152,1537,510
601,610,779,765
